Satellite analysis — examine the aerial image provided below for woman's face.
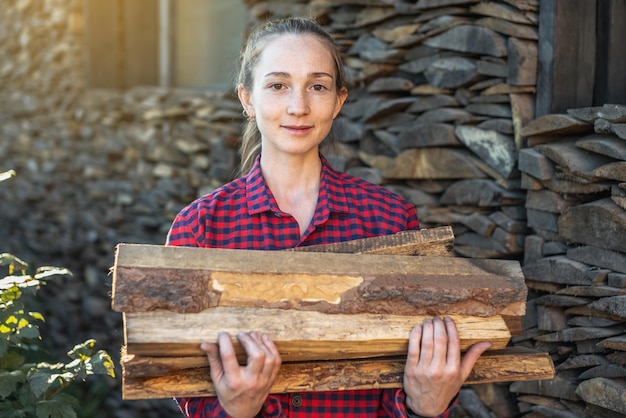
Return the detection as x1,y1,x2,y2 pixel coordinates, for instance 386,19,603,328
239,34,347,159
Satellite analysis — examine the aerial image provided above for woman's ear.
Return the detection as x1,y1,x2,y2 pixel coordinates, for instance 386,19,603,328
333,87,348,119
238,83,253,114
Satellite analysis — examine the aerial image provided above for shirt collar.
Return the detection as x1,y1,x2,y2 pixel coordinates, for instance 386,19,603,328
245,154,350,216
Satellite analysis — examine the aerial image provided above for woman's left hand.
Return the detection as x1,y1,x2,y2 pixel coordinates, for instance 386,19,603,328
403,316,492,417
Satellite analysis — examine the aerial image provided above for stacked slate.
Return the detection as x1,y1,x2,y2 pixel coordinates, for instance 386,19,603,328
0,0,84,120
516,104,626,418
271,0,541,260
0,86,243,418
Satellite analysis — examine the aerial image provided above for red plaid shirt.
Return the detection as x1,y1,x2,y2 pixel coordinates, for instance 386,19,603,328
167,155,453,417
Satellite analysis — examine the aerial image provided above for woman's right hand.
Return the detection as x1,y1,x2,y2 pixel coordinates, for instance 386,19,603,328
201,331,282,417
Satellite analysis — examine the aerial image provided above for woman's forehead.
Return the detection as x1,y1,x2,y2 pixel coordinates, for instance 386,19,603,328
256,34,336,76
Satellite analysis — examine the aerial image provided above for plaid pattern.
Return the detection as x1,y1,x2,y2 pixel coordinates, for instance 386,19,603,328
166,155,419,249
167,155,454,417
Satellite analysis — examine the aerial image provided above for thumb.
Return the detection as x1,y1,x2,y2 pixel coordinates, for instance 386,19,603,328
460,341,491,381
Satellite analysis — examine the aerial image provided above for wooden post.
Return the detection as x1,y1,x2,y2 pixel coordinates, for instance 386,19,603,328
536,0,597,116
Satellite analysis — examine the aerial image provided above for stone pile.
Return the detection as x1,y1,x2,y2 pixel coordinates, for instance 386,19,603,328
0,0,83,121
1,86,243,417
515,104,626,418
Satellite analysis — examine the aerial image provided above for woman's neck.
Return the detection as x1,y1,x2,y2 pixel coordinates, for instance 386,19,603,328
260,151,322,235
260,151,321,193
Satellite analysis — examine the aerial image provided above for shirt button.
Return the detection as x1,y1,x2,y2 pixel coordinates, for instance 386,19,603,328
291,394,302,407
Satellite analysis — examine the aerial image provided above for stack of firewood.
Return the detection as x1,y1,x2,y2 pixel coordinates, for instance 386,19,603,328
265,0,538,260
110,229,555,400
516,104,626,417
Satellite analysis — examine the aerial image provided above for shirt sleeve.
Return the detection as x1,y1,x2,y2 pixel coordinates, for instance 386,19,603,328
380,389,456,418
176,396,285,418
166,203,203,247
404,201,420,231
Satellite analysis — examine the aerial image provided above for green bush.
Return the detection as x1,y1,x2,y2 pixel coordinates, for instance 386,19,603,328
1,170,115,418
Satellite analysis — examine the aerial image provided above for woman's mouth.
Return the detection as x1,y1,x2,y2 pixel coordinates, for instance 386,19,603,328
283,125,313,134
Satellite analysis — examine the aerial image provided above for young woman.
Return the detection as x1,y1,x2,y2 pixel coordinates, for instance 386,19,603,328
167,17,490,418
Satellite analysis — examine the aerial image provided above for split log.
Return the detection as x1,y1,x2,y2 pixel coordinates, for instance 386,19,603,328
423,25,507,57
575,378,626,415
559,198,626,253
520,114,591,137
566,246,626,275
575,134,626,160
475,17,538,40
470,1,536,25
120,347,555,400
518,148,555,180
454,125,517,178
613,184,626,210
424,57,480,89
536,141,615,180
507,37,537,86
382,148,487,179
439,179,524,207
112,244,527,317
395,122,461,148
567,104,626,123
292,227,454,256
123,308,511,359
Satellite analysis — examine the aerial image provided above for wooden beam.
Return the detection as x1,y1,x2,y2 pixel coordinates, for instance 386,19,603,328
123,308,511,360
111,244,527,317
120,347,555,400
292,227,454,257
536,0,597,116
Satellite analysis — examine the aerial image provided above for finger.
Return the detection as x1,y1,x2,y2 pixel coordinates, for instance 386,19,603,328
238,332,266,376
216,331,243,377
460,341,492,381
261,334,281,363
261,334,282,376
406,324,422,369
444,317,461,368
418,318,434,366
250,333,278,370
202,341,224,381
430,317,449,368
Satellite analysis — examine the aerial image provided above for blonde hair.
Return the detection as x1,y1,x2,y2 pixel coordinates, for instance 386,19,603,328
236,17,347,175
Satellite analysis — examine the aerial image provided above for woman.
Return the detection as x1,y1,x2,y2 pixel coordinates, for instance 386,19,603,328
167,17,490,418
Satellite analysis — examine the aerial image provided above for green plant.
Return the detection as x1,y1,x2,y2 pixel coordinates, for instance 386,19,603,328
1,170,115,418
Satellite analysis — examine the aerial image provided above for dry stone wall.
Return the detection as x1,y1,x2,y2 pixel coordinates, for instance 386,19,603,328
515,105,626,418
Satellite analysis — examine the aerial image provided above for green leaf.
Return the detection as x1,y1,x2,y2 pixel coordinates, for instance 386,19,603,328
27,369,55,399
1,286,22,303
87,351,116,379
17,324,40,340
0,351,25,369
0,253,28,273
0,338,8,356
36,399,77,418
67,340,95,361
51,393,79,410
0,370,26,399
0,170,16,182
29,312,45,323
0,401,27,418
34,267,71,281
0,275,40,291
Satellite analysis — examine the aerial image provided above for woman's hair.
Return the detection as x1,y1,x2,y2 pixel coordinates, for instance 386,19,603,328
236,16,348,175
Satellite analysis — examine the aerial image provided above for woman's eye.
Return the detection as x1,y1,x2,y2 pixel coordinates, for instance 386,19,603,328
312,84,327,91
270,83,284,90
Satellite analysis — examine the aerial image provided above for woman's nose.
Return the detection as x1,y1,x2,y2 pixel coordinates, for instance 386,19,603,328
287,89,310,115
